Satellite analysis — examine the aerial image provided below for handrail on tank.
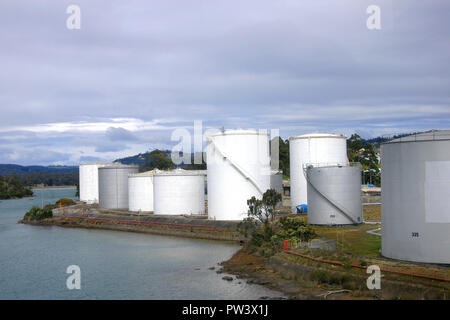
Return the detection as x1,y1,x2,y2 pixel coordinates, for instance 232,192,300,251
381,130,450,144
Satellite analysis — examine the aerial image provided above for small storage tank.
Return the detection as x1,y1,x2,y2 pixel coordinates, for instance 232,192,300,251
382,130,450,264
98,164,139,209
270,170,283,195
153,169,206,216
206,130,271,221
306,164,362,225
289,133,348,213
79,162,113,204
128,170,159,212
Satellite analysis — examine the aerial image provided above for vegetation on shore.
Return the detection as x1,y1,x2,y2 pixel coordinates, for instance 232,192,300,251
238,189,317,257
0,175,33,199
22,198,76,222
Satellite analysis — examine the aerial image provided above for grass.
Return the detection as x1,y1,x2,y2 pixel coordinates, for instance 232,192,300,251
362,205,381,222
311,224,381,257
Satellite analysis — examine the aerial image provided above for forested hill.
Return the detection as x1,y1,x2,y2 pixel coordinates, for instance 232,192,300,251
0,164,78,176
0,175,33,199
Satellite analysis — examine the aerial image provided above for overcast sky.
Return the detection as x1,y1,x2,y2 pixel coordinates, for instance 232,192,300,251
0,0,449,165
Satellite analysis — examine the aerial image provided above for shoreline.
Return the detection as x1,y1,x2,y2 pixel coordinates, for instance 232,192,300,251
21,203,244,242
19,203,449,300
220,246,450,300
31,185,76,190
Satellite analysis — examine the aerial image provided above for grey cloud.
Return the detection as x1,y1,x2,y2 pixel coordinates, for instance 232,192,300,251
0,0,449,164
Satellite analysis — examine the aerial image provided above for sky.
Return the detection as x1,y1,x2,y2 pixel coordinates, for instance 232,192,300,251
0,0,449,165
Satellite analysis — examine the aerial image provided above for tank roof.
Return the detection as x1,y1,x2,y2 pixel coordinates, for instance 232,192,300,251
154,168,207,176
79,161,114,166
128,169,161,177
383,130,450,144
98,164,139,170
289,133,346,140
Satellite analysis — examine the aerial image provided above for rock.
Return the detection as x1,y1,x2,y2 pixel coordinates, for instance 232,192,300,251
222,276,233,281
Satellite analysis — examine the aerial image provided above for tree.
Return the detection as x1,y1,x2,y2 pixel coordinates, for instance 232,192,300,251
262,188,282,223
141,150,175,171
246,189,282,225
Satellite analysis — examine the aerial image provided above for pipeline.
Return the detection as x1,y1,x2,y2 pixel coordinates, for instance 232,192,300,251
54,215,216,230
283,248,450,283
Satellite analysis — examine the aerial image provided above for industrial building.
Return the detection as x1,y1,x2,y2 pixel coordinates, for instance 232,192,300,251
306,164,362,225
98,164,139,209
153,169,206,216
381,130,450,264
79,162,113,204
206,129,271,221
289,133,348,213
128,170,159,212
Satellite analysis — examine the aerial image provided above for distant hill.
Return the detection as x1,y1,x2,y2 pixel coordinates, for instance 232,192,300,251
115,150,171,166
0,164,78,176
115,150,206,170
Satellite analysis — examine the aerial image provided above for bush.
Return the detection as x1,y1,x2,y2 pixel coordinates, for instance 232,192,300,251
55,198,76,207
311,270,351,286
271,217,317,247
23,205,54,221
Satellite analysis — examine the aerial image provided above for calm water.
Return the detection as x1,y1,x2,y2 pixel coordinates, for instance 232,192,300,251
0,188,281,300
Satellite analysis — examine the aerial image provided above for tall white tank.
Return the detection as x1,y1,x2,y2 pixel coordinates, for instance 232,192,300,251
98,164,139,209
207,129,271,221
79,162,113,204
289,133,348,212
153,169,207,216
270,170,283,195
128,170,159,212
306,164,362,225
382,131,450,264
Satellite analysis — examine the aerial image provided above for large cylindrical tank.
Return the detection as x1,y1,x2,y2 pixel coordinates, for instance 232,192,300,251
270,170,283,195
153,169,207,216
289,133,348,212
207,130,271,221
98,165,139,209
306,164,362,225
79,162,112,204
381,131,450,264
128,170,158,212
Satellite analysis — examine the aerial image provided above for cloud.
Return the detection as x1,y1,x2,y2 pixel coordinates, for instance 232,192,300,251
0,0,449,165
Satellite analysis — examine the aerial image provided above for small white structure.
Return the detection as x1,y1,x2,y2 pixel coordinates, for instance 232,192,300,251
79,162,113,204
382,130,450,264
289,133,348,212
206,129,271,221
98,164,139,209
153,169,207,216
128,170,159,212
306,164,362,225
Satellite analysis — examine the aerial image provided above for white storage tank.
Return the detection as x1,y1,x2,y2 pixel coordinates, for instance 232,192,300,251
289,133,348,212
381,130,450,264
270,170,283,195
206,129,271,221
128,170,159,212
98,164,139,209
153,169,207,216
306,164,362,225
79,162,113,204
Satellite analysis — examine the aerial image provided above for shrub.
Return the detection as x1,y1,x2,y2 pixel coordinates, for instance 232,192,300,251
23,205,53,221
55,198,76,207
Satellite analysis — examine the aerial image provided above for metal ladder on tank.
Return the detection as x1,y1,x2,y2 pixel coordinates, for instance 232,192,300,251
206,135,265,196
302,164,359,224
